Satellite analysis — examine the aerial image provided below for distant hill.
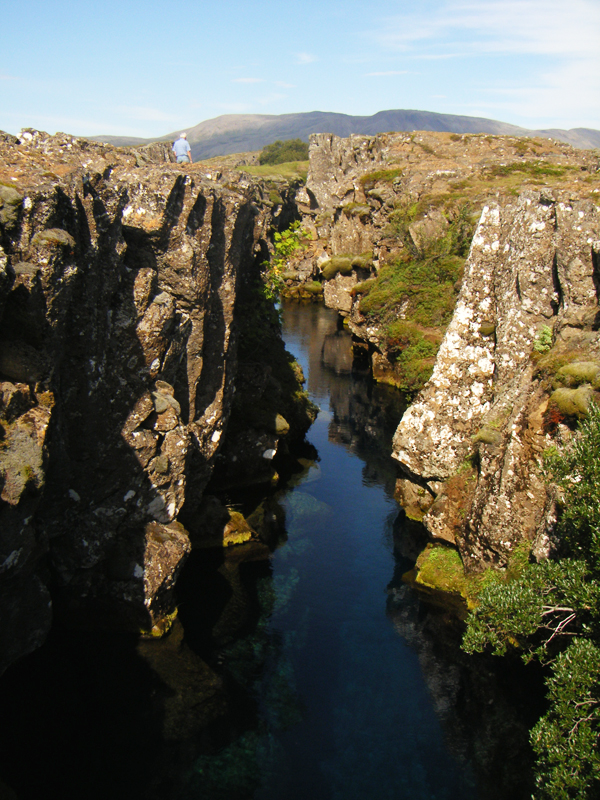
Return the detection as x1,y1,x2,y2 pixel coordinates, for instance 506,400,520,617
90,109,600,159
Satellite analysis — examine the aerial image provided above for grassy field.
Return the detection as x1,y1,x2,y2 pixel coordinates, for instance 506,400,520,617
239,161,309,181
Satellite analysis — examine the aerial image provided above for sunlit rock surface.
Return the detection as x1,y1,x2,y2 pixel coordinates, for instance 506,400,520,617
392,191,600,570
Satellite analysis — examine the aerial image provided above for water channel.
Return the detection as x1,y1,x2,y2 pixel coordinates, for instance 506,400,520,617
0,302,538,800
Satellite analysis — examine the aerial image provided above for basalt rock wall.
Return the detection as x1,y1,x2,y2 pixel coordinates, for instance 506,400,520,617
392,193,600,570
0,131,301,674
296,130,600,573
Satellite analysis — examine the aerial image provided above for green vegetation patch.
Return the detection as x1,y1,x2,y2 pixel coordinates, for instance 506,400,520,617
321,256,353,281
550,386,595,420
486,160,574,180
259,138,309,165
360,255,464,329
463,403,600,798
359,167,403,190
242,161,309,181
555,362,600,389
384,321,440,394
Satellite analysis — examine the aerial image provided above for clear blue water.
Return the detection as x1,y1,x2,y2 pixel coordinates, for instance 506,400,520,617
187,302,479,800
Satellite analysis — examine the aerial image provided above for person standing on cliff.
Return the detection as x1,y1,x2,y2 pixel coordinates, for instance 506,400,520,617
172,132,193,164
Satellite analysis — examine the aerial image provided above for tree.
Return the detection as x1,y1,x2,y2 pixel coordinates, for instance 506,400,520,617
259,139,309,165
463,404,600,798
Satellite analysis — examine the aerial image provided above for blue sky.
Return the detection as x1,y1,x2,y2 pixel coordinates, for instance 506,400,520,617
1,0,599,138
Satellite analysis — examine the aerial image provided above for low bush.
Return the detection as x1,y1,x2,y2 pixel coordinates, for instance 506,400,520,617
259,138,309,165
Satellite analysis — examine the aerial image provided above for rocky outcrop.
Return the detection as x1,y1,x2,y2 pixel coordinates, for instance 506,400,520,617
295,131,598,386
392,191,600,570
295,129,600,573
0,130,311,673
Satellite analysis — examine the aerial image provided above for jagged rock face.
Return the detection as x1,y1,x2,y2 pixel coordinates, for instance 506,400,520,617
299,130,598,323
0,130,284,672
392,191,600,570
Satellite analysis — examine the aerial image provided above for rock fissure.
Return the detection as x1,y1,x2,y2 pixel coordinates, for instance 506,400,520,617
0,130,314,674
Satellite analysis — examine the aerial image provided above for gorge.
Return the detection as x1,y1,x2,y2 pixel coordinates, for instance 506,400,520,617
0,126,598,798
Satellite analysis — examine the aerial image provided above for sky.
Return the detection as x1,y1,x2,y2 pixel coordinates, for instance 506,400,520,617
1,0,599,138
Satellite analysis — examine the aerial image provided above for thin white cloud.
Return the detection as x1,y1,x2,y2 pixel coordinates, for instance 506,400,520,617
0,74,18,80
372,0,600,58
366,70,409,76
232,78,265,84
295,52,318,64
368,0,600,126
275,81,296,88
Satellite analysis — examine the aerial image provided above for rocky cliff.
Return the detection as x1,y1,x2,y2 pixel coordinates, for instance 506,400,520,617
393,191,600,571
291,130,600,576
0,129,311,674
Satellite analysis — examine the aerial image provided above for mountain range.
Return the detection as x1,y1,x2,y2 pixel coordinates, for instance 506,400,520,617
91,109,600,160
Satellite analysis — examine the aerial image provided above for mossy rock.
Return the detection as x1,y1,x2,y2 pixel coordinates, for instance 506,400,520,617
472,425,502,445
303,281,323,295
550,386,594,419
223,511,254,547
274,413,290,435
479,321,496,337
343,203,371,220
351,278,376,296
321,256,352,281
31,228,75,249
411,544,468,599
555,361,600,388
0,185,23,229
281,270,298,282
350,253,373,270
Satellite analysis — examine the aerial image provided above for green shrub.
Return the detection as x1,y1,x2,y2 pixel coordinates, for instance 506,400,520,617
262,222,311,297
464,404,600,798
259,138,309,165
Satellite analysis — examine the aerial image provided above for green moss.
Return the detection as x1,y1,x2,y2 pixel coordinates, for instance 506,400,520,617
487,161,573,180
342,203,371,219
351,278,376,296
555,362,600,388
409,539,533,611
384,321,439,393
413,544,468,597
31,228,75,249
321,256,353,281
350,253,372,269
550,386,595,419
0,185,23,229
359,255,464,329
479,321,496,337
472,425,502,445
359,167,402,190
303,281,323,295
533,324,553,354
